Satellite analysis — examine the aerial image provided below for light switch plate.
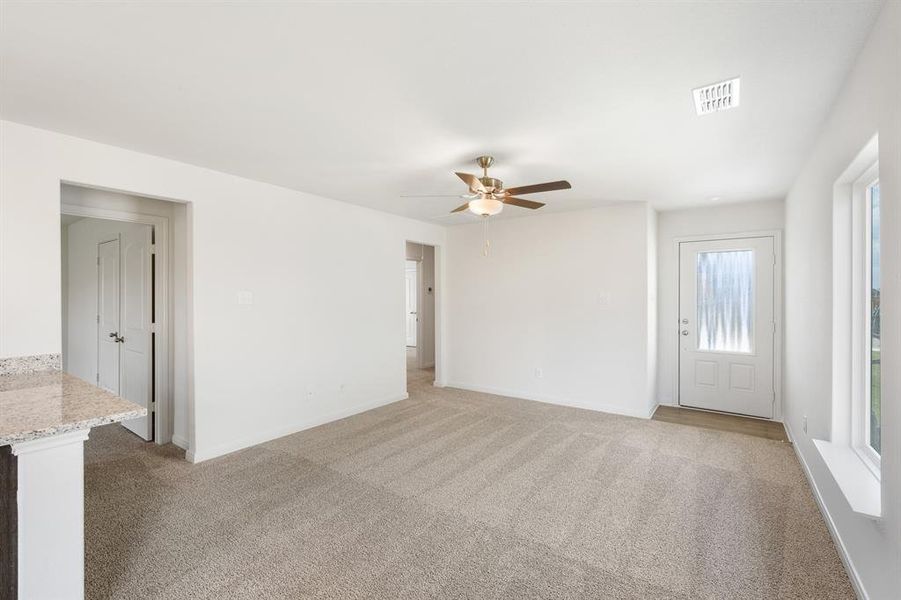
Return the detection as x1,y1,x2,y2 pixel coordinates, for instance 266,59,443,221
599,292,612,307
237,290,253,305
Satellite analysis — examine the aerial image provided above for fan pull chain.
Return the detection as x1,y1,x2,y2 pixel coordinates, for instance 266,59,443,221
482,215,490,257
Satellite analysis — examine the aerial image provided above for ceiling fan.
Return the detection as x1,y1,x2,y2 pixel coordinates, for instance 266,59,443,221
404,156,571,217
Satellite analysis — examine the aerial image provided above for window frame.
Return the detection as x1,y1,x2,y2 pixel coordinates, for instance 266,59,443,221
851,163,881,477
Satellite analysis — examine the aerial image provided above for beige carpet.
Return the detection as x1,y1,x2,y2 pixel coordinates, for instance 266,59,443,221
85,365,853,599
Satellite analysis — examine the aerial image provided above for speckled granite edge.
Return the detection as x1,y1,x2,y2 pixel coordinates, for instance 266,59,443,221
0,408,147,446
0,354,61,376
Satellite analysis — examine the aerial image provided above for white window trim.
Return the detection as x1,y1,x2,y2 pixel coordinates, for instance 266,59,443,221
821,136,882,519
850,166,880,477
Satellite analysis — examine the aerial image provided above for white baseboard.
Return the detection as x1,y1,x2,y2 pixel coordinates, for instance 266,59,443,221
170,434,189,450
445,382,656,419
784,420,868,600
189,393,409,463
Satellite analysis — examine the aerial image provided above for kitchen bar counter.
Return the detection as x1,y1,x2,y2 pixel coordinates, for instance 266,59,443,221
0,370,145,446
0,358,146,599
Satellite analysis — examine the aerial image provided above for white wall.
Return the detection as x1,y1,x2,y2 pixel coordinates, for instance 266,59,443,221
445,203,657,418
0,121,446,462
645,207,658,417
64,217,150,384
61,185,191,447
783,2,900,598
405,241,436,369
656,199,785,407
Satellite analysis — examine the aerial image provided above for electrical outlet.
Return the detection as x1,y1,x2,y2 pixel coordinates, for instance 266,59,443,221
802,415,808,434
535,368,543,378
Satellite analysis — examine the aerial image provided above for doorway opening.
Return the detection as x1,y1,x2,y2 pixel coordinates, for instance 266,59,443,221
405,241,436,388
60,183,190,447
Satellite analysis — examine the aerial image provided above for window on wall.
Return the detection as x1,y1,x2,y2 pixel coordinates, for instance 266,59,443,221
852,166,881,474
819,142,881,517
865,180,881,457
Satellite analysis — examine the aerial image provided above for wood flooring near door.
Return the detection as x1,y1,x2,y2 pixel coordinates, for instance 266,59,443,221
653,405,788,442
84,377,847,599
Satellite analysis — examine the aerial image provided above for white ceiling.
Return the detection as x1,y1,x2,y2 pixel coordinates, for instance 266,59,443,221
0,1,884,223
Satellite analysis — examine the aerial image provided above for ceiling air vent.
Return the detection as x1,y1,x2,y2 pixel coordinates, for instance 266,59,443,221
693,77,740,116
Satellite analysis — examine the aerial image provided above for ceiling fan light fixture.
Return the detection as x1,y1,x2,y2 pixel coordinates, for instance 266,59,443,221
468,197,504,216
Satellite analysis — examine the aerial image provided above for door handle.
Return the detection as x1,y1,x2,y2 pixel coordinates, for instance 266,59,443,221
681,330,689,336
109,332,125,343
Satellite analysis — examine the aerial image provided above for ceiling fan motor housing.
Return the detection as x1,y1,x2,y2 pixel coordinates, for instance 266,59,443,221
478,177,503,192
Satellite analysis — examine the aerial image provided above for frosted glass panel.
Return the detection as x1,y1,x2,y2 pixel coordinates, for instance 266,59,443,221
696,250,754,353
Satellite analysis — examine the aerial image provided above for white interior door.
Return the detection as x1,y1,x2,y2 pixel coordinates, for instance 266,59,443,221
97,238,120,394
679,236,776,418
405,261,418,347
120,225,153,440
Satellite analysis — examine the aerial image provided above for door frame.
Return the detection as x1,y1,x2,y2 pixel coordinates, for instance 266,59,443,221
61,203,172,444
673,230,783,421
404,240,443,387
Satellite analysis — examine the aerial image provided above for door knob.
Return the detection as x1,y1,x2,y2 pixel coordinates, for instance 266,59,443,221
681,318,689,324
681,330,689,336
109,332,125,343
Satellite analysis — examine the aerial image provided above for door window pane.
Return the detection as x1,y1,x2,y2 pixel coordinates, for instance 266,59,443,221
869,182,881,454
696,250,754,353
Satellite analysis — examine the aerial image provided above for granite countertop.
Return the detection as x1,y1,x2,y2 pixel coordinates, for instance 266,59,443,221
0,371,146,445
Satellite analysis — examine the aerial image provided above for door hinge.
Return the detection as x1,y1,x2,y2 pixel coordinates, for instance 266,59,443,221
96,256,100,266
96,373,100,384
96,314,100,324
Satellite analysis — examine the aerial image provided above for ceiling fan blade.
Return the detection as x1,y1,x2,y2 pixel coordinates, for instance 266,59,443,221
450,202,470,213
504,180,571,196
504,197,545,210
455,172,486,193
400,194,464,198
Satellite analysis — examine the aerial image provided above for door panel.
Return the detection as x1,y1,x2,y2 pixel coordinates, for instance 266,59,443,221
405,261,418,347
97,239,120,394
679,237,775,418
120,226,153,441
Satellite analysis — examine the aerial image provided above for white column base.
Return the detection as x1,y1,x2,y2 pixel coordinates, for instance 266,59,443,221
11,429,89,600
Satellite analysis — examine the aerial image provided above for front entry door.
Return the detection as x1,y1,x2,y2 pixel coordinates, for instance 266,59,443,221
679,236,776,418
